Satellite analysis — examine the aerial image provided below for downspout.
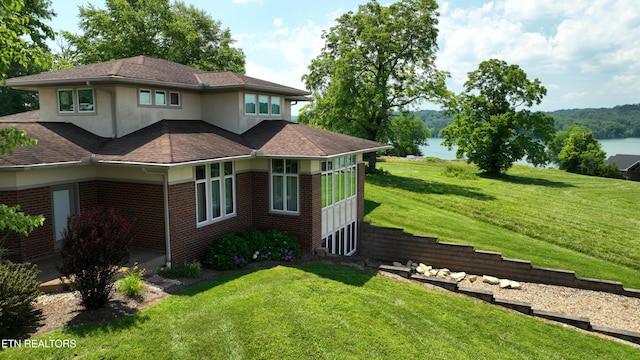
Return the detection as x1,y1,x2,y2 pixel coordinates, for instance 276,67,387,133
142,168,172,268
87,81,117,138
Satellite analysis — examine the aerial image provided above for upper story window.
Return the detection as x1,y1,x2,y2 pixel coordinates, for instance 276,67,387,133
57,88,95,114
245,93,281,116
139,88,181,108
195,161,236,225
271,159,299,214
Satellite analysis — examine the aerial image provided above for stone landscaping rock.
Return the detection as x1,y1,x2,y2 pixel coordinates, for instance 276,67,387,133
416,263,428,274
469,275,478,283
499,279,511,288
509,280,522,290
483,275,500,285
393,261,404,267
428,269,438,276
498,279,522,289
451,272,466,282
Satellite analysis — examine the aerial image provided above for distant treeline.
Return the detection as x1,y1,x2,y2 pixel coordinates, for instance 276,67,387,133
415,104,640,139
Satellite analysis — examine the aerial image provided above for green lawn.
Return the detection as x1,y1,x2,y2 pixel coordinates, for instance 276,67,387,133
365,158,640,288
3,264,637,359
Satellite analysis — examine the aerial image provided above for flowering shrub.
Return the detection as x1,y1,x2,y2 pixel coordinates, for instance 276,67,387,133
117,262,145,298
203,228,301,270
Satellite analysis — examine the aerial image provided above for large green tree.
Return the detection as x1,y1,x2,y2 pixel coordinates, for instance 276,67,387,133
63,0,245,72
0,0,55,81
387,113,431,157
0,58,46,116
441,59,556,175
298,0,449,170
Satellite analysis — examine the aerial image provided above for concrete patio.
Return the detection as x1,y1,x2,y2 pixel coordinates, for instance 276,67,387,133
33,249,166,293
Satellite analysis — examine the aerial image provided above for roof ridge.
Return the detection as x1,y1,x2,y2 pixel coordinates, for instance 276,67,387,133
109,59,124,75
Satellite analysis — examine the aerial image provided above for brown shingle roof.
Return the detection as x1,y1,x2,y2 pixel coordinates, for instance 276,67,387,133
0,118,389,168
5,56,309,95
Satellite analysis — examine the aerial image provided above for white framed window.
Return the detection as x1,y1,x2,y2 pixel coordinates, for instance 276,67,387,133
271,159,299,213
259,95,269,115
196,161,236,225
77,88,95,112
139,89,152,105
155,90,166,106
321,155,357,209
245,93,282,116
271,96,281,115
57,89,74,113
57,88,95,114
245,93,256,114
170,91,181,106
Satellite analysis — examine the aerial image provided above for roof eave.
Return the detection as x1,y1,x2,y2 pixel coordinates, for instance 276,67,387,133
6,76,204,91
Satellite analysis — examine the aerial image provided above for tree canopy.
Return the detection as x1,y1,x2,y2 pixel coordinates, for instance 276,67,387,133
298,0,449,169
63,0,245,72
441,59,556,175
551,126,620,178
0,0,55,81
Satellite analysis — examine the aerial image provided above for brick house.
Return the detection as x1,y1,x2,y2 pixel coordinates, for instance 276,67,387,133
0,56,389,266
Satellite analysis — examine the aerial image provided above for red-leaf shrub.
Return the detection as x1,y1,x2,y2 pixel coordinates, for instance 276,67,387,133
57,206,133,309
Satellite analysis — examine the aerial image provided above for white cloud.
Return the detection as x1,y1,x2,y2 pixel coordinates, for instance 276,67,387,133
273,18,283,26
437,0,640,109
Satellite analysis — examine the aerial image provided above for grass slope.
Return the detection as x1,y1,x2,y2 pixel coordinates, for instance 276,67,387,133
366,158,640,288
3,265,637,359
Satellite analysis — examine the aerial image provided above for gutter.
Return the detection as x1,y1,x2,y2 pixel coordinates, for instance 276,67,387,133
142,167,172,268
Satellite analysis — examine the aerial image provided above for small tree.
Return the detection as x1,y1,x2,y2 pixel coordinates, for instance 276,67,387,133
57,206,133,310
0,261,41,335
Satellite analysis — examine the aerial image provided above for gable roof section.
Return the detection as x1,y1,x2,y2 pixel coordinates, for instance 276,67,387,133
0,118,389,168
606,154,640,171
5,56,309,96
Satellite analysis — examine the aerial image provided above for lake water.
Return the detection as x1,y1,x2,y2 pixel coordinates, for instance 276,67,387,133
419,138,640,161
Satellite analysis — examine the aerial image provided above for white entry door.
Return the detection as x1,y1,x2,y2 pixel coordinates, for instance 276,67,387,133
52,186,78,250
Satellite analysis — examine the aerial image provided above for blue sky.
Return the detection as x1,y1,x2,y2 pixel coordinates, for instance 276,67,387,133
46,0,640,113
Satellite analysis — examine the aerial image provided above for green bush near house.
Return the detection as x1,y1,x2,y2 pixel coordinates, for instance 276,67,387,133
203,228,301,270
117,263,145,298
0,261,41,335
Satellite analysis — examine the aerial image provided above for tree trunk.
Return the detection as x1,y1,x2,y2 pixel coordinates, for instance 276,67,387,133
367,151,377,172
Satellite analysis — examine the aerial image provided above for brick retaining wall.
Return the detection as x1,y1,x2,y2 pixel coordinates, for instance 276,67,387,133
359,222,640,298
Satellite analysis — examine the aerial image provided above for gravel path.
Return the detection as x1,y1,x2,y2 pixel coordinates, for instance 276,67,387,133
457,276,640,333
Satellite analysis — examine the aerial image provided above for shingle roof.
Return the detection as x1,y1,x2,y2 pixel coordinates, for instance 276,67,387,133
5,56,309,95
0,118,389,168
606,154,640,171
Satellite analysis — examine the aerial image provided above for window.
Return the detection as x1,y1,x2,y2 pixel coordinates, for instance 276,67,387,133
321,155,357,209
155,90,166,106
170,91,181,106
245,93,256,114
195,162,236,224
271,96,281,115
259,95,269,115
271,159,298,213
77,89,95,112
139,89,152,105
57,88,95,114
57,89,74,112
245,93,282,116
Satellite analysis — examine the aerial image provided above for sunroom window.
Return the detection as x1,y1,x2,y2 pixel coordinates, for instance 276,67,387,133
77,89,94,112
57,89,74,112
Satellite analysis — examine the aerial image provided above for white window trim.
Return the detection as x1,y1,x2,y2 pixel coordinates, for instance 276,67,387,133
195,162,236,226
270,159,300,214
245,93,282,117
138,88,181,108
139,89,153,106
57,88,96,114
321,155,357,209
169,91,181,107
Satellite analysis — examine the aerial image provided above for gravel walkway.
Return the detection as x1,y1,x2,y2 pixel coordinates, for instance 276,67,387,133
457,276,640,334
